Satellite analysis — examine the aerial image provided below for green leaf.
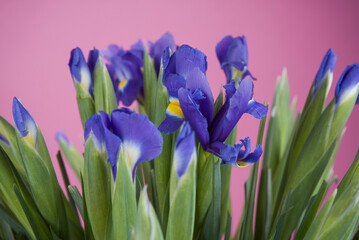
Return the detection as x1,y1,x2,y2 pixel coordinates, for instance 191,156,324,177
75,82,96,128
0,116,25,178
240,115,266,240
143,49,159,121
56,151,77,215
93,56,117,114
166,145,197,240
57,135,84,180
68,185,84,219
303,190,336,240
83,136,111,240
108,150,137,240
195,147,213,236
81,173,95,240
224,213,232,240
15,130,68,239
336,150,359,199
0,148,33,237
13,186,53,240
294,181,329,240
316,151,359,240
0,215,15,240
135,187,164,240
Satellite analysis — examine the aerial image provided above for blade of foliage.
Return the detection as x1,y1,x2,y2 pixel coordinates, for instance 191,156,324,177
166,145,197,240
93,57,117,114
68,185,84,219
240,115,266,240
224,212,232,240
109,150,137,240
57,135,84,180
0,116,25,178
135,187,164,240
75,82,96,128
0,216,15,240
83,136,111,240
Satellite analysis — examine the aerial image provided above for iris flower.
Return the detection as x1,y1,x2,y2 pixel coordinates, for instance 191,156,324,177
84,108,163,180
335,64,359,106
216,35,255,83
102,41,145,106
69,47,93,96
159,45,267,167
313,49,337,95
149,32,176,75
12,97,38,148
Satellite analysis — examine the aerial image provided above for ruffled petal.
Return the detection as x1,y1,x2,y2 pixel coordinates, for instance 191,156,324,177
216,35,233,65
84,114,107,151
158,115,184,134
210,78,253,143
178,88,210,148
149,32,175,75
245,99,268,120
237,144,262,167
163,45,207,82
164,74,186,98
111,110,163,180
186,68,214,124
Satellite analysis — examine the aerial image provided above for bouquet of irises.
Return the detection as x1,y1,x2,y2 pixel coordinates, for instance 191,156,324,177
0,32,358,240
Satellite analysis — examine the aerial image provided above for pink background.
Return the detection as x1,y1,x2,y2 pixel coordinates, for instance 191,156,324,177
1,0,359,232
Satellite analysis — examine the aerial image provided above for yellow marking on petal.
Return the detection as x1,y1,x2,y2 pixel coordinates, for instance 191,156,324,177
232,66,246,87
23,123,37,148
236,160,249,168
166,99,184,118
119,79,128,91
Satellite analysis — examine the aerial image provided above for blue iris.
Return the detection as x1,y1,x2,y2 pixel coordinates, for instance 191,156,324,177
159,45,267,167
216,35,255,83
313,49,337,95
102,41,145,106
84,108,163,180
335,64,359,106
69,47,93,96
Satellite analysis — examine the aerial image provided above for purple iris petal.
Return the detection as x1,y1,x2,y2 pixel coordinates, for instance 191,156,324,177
88,48,100,75
314,49,336,94
174,122,196,178
163,45,207,86
165,74,186,98
178,88,210,148
69,47,93,94
208,139,262,167
111,110,163,180
210,78,253,143
149,32,175,75
335,64,359,105
158,115,184,134
162,47,171,70
245,99,268,120
216,35,252,82
216,36,233,65
12,97,38,145
84,114,107,150
185,68,214,124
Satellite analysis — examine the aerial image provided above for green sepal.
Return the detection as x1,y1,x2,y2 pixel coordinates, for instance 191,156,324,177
83,135,111,240
302,190,337,240
68,185,84,219
13,186,53,240
15,130,68,239
166,146,197,240
194,146,212,236
108,149,137,240
0,116,25,178
0,148,33,238
93,57,117,115
135,187,164,240
75,82,96,128
57,135,84,179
